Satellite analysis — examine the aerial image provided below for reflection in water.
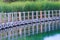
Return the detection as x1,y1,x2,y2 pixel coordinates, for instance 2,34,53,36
0,20,60,40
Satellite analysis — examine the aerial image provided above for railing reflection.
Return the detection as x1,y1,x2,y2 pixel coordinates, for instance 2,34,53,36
0,20,60,40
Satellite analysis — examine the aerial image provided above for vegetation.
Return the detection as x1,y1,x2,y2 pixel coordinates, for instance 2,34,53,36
0,0,60,12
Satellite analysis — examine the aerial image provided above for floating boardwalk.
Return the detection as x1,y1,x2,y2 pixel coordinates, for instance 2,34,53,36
0,10,60,29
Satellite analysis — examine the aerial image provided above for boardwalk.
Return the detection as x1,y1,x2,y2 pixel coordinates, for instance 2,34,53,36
0,10,60,30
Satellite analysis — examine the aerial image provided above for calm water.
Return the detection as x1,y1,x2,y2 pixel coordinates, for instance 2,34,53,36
0,20,60,40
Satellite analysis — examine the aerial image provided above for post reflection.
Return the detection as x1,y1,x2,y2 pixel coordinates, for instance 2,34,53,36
0,20,60,40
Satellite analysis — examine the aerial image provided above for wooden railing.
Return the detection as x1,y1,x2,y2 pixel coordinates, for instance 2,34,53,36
0,10,60,23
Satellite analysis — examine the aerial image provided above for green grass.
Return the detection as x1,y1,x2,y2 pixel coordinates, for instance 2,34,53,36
0,0,60,12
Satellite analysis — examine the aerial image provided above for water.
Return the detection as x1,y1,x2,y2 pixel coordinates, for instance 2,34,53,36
0,20,60,40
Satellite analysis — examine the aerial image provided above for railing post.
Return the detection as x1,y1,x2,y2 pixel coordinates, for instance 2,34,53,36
36,11,38,19
52,10,53,17
4,13,7,23
0,13,2,23
55,10,57,17
59,10,60,17
8,13,11,22
23,12,25,20
48,10,50,18
32,11,34,20
28,12,29,20
44,10,46,19
19,12,21,21
12,13,13,22
40,11,42,19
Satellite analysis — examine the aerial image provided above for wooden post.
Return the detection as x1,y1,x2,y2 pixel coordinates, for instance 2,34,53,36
48,10,50,18
36,11,38,19
19,12,21,21
44,11,46,18
0,13,2,23
8,13,11,22
12,13,13,22
56,10,57,17
40,11,42,19
32,11,34,20
52,10,53,17
23,12,25,20
59,10,60,17
28,12,29,20
4,13,7,23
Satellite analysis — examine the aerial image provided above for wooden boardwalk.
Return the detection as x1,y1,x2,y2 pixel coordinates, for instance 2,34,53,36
0,10,60,30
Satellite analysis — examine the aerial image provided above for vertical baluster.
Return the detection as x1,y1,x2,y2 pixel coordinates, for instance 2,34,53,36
0,13,2,23
12,13,13,22
44,11,46,19
8,13,10,22
59,10,60,17
52,10,53,17
48,10,50,18
36,11,38,19
28,12,29,20
32,11,34,20
23,12,25,21
19,12,21,21
4,13,7,23
40,11,42,19
56,10,57,17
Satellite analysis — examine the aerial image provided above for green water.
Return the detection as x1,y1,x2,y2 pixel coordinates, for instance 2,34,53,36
16,30,60,40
